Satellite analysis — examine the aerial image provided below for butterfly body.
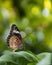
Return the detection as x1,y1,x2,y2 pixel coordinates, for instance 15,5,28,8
7,24,23,51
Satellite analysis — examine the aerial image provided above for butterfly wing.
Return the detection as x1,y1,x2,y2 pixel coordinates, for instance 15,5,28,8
7,24,23,51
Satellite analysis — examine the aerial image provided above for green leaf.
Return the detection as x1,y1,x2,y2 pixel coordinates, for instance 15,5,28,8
0,51,51,65
36,53,52,65
0,51,39,65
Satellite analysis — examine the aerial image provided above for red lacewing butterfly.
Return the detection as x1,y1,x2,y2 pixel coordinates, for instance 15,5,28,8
7,24,23,51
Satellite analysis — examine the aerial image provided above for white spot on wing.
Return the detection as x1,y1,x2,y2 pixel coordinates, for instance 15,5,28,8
13,30,20,33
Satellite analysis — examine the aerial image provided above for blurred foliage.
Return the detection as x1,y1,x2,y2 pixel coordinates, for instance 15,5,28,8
0,51,51,65
0,0,52,65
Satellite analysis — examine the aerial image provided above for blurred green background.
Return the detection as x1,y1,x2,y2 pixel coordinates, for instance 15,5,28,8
0,0,52,54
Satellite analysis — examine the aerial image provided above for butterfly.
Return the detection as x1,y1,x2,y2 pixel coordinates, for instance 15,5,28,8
7,24,23,51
